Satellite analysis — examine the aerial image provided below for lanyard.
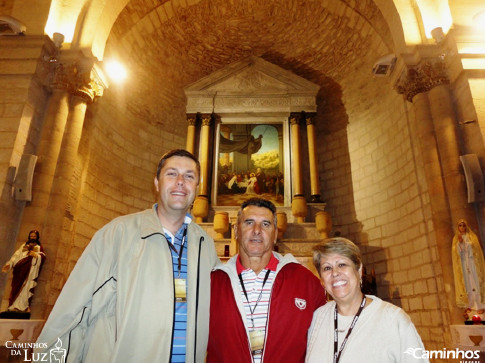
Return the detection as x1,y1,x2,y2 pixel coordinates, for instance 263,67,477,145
166,226,188,277
238,269,271,328
333,296,366,363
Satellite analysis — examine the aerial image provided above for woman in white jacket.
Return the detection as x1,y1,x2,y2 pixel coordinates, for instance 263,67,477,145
306,237,427,363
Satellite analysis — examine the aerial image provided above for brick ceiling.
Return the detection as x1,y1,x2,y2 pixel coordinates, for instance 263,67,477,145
105,0,395,132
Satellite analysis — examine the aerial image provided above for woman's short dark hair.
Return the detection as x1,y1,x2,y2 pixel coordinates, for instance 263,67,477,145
312,237,362,275
156,149,200,180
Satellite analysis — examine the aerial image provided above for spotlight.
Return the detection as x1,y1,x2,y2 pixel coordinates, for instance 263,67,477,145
104,60,127,83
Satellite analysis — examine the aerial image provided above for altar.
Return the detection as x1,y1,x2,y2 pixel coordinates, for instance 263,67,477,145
184,56,324,225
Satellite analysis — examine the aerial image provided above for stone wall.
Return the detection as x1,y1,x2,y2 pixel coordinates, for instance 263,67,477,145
0,36,52,304
318,82,448,349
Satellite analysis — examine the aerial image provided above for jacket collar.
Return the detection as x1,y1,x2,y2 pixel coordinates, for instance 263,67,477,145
141,204,202,242
216,251,299,276
236,253,279,274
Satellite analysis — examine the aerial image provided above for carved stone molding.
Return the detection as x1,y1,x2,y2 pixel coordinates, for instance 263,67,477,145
51,61,105,103
184,56,319,114
395,59,449,102
51,63,74,91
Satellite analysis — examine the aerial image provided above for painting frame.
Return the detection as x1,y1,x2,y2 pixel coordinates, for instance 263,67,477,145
211,117,291,207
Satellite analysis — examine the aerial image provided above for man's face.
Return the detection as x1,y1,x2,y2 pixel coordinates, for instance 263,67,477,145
154,156,199,216
236,205,276,260
28,232,37,242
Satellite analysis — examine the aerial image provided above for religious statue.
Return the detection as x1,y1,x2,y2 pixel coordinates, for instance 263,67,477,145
1,230,46,315
451,219,485,311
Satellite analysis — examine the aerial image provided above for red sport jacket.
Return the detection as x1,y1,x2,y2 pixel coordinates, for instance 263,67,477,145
207,253,326,362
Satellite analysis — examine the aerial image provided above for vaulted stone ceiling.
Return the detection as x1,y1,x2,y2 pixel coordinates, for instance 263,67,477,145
104,0,395,133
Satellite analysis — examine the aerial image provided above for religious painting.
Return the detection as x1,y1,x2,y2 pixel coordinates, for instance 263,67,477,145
215,123,284,206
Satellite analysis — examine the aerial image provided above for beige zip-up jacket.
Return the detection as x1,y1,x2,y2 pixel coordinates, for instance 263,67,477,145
36,205,219,362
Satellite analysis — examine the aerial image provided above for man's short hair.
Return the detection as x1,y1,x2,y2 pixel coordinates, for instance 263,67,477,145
237,197,277,226
156,149,201,180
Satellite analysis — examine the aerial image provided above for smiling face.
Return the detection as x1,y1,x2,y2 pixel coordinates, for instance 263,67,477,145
236,205,277,264
319,253,362,305
154,155,198,217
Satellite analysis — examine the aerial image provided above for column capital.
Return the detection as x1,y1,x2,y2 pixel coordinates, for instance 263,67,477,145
73,64,106,103
200,114,212,127
51,63,74,91
305,113,316,126
187,114,197,126
395,58,449,102
289,112,302,125
50,59,107,103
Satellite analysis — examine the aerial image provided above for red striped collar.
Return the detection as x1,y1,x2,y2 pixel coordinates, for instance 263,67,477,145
236,252,279,274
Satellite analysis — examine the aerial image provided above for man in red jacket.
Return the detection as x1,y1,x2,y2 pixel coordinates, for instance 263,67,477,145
207,197,326,362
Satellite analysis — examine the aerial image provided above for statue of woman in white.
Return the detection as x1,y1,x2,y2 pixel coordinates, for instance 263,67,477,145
451,219,485,310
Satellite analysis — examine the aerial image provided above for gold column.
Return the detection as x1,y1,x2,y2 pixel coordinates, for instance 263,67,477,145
290,113,307,223
315,211,332,239
396,59,466,327
230,216,238,256
186,114,196,154
305,114,321,202
192,114,211,223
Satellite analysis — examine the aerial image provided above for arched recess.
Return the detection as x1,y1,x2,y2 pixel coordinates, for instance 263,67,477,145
373,0,454,51
44,0,131,59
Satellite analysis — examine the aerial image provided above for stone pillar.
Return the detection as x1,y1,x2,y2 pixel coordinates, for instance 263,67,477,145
305,113,321,202
18,64,71,239
192,114,211,223
396,59,466,326
290,113,307,223
33,59,105,317
428,84,476,225
186,114,196,154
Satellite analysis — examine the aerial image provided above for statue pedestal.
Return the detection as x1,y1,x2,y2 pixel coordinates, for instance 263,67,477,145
0,319,45,344
0,319,45,362
450,324,485,352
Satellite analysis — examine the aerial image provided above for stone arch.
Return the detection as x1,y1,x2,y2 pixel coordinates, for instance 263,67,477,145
39,0,427,60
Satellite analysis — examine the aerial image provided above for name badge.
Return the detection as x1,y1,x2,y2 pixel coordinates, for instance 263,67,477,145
249,330,265,352
174,278,187,301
